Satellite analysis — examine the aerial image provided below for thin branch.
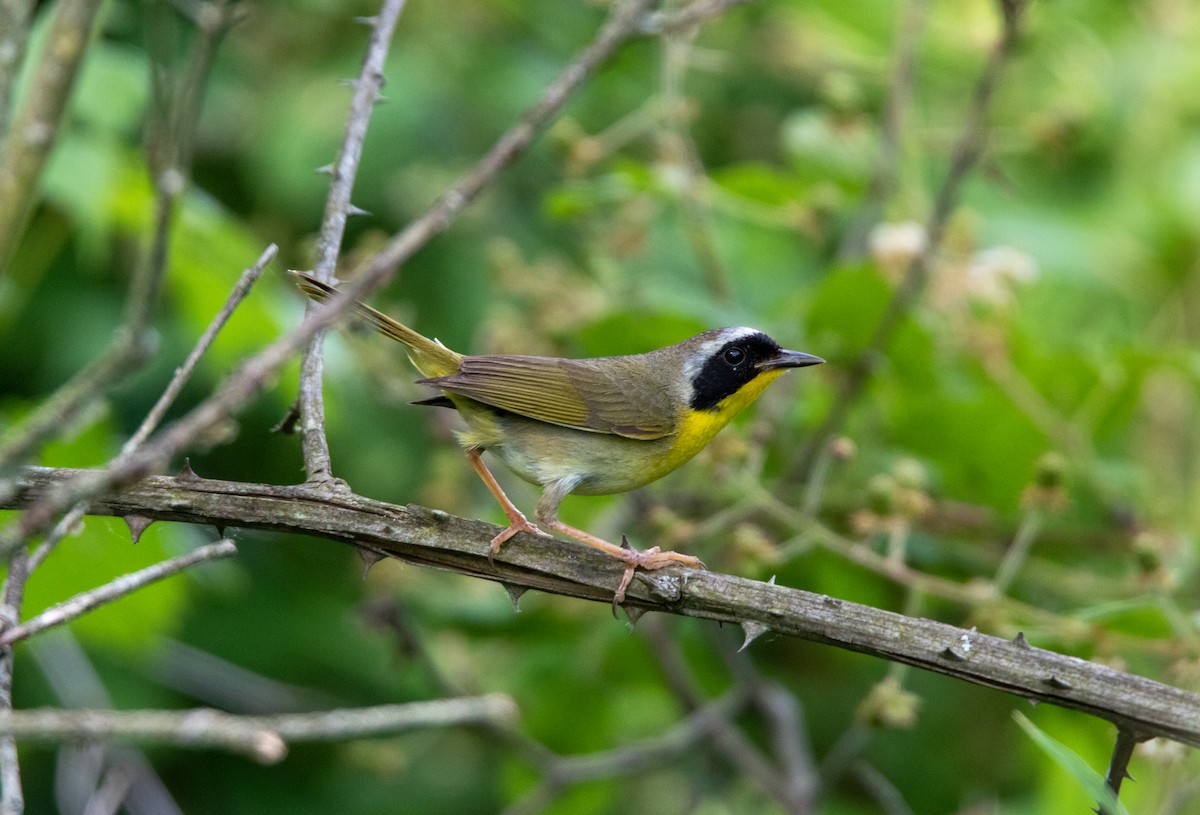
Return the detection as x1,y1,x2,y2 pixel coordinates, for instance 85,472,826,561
123,245,277,457
8,467,1200,750
0,541,237,647
0,0,34,138
80,763,135,815
714,630,820,811
0,549,28,815
0,0,239,482
992,507,1043,594
853,761,914,815
788,0,1029,482
0,0,660,555
124,0,239,335
27,632,182,813
0,335,155,481
24,243,274,576
754,682,819,810
334,0,660,296
1101,728,1141,815
296,0,408,485
0,0,105,279
0,694,517,764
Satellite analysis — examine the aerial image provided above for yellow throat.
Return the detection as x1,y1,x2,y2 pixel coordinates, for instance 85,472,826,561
660,368,787,477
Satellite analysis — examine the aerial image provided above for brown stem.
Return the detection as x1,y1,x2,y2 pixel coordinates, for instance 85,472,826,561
297,0,409,485
9,467,1198,752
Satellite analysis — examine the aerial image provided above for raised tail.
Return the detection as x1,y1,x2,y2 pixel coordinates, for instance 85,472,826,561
291,271,462,378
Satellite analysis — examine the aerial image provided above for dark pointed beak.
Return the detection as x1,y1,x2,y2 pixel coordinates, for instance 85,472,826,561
758,349,825,371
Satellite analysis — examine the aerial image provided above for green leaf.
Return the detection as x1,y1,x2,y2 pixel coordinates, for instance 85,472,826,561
1012,711,1130,815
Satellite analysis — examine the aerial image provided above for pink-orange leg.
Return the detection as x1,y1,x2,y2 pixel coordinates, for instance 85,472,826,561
465,448,552,562
532,487,700,602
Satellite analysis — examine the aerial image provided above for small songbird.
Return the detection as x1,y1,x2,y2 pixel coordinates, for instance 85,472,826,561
294,272,823,603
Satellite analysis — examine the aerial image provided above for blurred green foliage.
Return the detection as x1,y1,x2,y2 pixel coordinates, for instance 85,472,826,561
2,0,1200,813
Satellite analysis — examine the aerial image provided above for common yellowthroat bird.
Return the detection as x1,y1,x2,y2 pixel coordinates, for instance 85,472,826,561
294,272,823,603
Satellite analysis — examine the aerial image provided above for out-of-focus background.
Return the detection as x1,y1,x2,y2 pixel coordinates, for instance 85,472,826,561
2,0,1199,812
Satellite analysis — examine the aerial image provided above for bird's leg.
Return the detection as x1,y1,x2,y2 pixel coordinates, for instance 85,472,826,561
535,480,705,605
465,448,552,562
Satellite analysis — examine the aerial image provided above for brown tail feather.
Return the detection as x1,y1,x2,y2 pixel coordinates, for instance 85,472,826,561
291,271,461,378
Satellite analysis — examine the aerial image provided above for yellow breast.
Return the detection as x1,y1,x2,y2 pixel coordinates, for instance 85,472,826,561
657,369,787,476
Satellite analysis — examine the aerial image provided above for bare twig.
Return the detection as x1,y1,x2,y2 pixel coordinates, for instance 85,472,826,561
8,467,1200,750
123,245,277,457
713,630,819,811
0,0,659,555
0,694,517,764
79,763,135,815
0,541,237,647
334,0,659,298
0,0,34,137
789,0,1028,482
296,0,408,485
1101,727,1141,815
853,761,914,815
0,0,105,278
0,336,155,481
0,0,239,482
123,0,239,334
20,244,273,576
754,682,819,810
0,549,28,815
28,632,181,813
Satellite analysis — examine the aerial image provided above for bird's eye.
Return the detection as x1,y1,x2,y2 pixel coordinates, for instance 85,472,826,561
723,347,746,366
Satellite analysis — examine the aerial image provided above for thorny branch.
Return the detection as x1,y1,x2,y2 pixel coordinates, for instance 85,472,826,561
0,1,1178,812
293,0,408,485
23,243,274,580
0,0,239,481
0,0,660,557
0,4,246,809
7,467,1200,753
1102,728,1141,815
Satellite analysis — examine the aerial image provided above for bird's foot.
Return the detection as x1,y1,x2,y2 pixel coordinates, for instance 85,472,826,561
612,537,706,608
487,512,554,564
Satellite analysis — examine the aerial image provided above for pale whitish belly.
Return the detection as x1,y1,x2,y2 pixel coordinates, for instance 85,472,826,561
487,413,678,496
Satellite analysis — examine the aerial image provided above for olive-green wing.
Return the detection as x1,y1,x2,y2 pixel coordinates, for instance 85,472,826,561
418,355,674,440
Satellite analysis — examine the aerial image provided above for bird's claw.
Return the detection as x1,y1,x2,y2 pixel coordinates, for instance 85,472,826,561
610,537,706,613
487,515,553,565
